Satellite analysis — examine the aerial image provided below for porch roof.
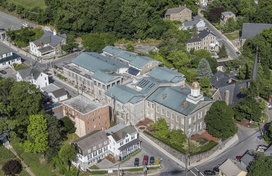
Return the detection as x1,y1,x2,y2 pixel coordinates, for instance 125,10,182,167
118,139,141,151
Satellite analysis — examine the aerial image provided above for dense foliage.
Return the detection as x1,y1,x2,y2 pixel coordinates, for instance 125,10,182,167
205,101,238,139
2,160,22,176
247,153,272,176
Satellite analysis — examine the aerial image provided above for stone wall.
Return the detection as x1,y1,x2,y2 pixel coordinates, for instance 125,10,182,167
87,168,161,176
143,131,232,164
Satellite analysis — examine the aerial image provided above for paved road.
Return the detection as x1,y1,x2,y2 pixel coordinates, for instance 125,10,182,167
140,136,184,176
195,15,239,60
0,11,35,30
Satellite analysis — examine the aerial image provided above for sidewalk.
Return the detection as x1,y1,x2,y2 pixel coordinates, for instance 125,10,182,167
140,131,238,168
5,144,35,176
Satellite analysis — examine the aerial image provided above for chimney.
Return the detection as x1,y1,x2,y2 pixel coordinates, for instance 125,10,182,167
53,30,56,35
162,94,167,99
180,86,185,89
40,41,43,48
225,90,230,105
182,103,187,108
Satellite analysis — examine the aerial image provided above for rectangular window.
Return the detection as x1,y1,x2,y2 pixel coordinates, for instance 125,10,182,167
171,113,174,120
98,110,100,114
151,104,154,109
94,125,96,128
120,141,123,145
131,135,135,140
181,118,184,125
147,102,150,107
176,115,179,122
93,151,97,156
189,118,191,124
166,111,169,117
156,106,159,113
161,109,164,115
126,138,129,143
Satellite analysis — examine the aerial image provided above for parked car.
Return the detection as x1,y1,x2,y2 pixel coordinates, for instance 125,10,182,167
0,70,7,74
150,156,155,165
236,51,241,56
134,158,139,167
204,170,216,175
142,155,148,165
266,103,272,109
213,166,219,172
256,145,268,152
236,156,242,160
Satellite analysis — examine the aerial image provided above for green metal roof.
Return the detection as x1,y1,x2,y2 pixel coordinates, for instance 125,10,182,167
38,46,54,54
0,53,21,64
117,51,137,62
136,77,169,96
72,52,128,73
148,67,185,83
105,85,144,104
102,46,123,55
91,70,121,84
147,87,213,116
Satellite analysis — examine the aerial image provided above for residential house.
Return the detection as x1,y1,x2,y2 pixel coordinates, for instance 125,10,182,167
239,150,255,170
29,31,66,57
186,30,218,52
71,130,109,166
0,45,21,68
164,5,192,22
145,82,213,135
219,159,247,176
211,71,249,106
240,23,272,46
220,11,236,26
41,83,67,102
102,46,161,75
16,67,49,88
105,124,141,160
0,28,6,41
62,95,110,137
182,19,206,31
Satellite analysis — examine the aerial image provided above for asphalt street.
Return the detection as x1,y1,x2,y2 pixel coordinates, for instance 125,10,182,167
195,15,239,59
0,11,35,30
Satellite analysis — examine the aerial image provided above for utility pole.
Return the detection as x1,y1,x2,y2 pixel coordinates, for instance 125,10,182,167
185,130,191,176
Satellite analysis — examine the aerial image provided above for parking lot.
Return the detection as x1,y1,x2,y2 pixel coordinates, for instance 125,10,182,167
0,11,35,30
0,67,16,79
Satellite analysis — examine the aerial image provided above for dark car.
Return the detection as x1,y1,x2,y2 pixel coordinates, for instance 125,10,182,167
204,170,216,175
0,70,7,74
236,51,241,56
213,166,219,172
150,156,155,165
134,158,139,167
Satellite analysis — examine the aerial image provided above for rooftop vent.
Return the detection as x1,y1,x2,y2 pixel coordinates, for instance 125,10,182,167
180,86,185,89
182,103,187,108
162,94,167,99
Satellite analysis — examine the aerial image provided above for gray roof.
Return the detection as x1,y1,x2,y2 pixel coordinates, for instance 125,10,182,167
198,30,215,39
186,38,201,43
117,51,136,62
71,130,108,156
210,71,239,88
110,126,137,142
130,56,155,69
18,67,42,80
32,31,66,47
63,95,107,114
37,46,54,54
72,52,128,73
183,19,200,27
119,139,140,151
0,45,11,55
221,11,235,17
147,86,213,116
148,67,185,83
105,123,126,134
241,23,272,39
219,159,247,176
41,84,60,93
91,70,121,84
240,150,255,170
51,88,67,98
218,80,249,106
105,85,144,104
165,6,190,15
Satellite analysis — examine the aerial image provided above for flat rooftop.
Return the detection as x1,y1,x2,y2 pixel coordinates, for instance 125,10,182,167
63,95,107,114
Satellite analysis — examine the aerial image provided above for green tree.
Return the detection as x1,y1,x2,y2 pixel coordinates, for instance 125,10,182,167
191,24,198,38
197,58,213,79
60,116,76,134
167,50,191,69
206,57,218,74
234,97,262,121
126,43,135,52
248,153,272,176
218,44,228,58
82,33,116,52
200,76,211,88
22,115,49,153
58,144,77,170
183,140,201,154
169,129,186,146
223,17,237,32
205,101,237,139
151,118,170,139
194,49,212,59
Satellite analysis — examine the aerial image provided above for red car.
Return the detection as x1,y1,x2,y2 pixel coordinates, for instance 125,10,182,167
142,155,149,165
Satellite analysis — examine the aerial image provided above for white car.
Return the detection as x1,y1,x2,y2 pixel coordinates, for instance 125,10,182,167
22,23,29,27
266,103,272,109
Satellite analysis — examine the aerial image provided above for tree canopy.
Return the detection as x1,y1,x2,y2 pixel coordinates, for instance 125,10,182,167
197,58,213,79
248,153,272,176
205,101,237,139
2,160,22,176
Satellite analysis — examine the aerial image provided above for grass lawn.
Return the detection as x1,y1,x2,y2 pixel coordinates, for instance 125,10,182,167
224,32,239,40
62,133,79,145
0,145,30,176
14,63,30,71
9,0,46,9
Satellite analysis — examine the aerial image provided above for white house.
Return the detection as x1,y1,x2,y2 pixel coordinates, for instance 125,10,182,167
29,31,66,57
71,130,110,166
0,45,21,68
182,19,206,31
16,67,49,88
105,124,141,160
41,83,68,102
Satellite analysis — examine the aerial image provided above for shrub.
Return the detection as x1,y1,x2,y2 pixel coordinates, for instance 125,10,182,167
60,116,76,134
2,160,22,176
